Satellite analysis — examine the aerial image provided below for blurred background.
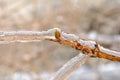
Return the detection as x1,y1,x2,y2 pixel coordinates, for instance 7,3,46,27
0,0,120,80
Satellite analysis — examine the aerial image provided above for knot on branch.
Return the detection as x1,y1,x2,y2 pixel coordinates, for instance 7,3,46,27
92,44,100,57
81,46,93,56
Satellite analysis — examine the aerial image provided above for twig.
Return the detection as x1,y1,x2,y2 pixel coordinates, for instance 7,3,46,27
50,53,89,80
0,28,58,43
0,28,120,80
0,28,120,61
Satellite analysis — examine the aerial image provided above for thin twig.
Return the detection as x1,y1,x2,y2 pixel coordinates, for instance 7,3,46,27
0,28,120,61
0,28,120,80
50,53,89,80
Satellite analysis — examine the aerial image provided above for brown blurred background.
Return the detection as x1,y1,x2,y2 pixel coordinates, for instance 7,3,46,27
0,0,120,80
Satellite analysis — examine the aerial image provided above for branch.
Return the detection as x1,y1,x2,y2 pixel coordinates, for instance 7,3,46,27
0,28,120,61
0,28,58,43
0,28,120,80
50,53,89,80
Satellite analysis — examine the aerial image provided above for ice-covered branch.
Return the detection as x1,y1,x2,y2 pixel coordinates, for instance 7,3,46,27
50,53,88,80
0,28,60,43
0,28,120,80
0,28,120,61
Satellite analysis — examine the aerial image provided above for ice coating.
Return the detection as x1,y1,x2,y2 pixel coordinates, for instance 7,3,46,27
0,28,61,36
0,28,119,62
78,39,96,49
61,32,79,41
61,31,96,49
51,53,86,80
44,28,61,35
99,46,120,57
0,28,61,44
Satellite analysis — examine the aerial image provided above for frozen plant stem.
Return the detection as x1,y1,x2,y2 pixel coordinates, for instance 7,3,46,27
0,28,120,61
50,53,89,80
0,28,59,43
0,28,120,80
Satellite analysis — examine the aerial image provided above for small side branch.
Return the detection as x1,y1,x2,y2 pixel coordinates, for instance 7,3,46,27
50,53,89,80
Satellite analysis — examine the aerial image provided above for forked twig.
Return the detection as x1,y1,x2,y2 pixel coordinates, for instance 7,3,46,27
0,28,120,61
0,28,120,80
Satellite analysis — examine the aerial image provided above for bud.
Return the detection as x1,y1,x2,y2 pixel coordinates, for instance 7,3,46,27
55,29,61,39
